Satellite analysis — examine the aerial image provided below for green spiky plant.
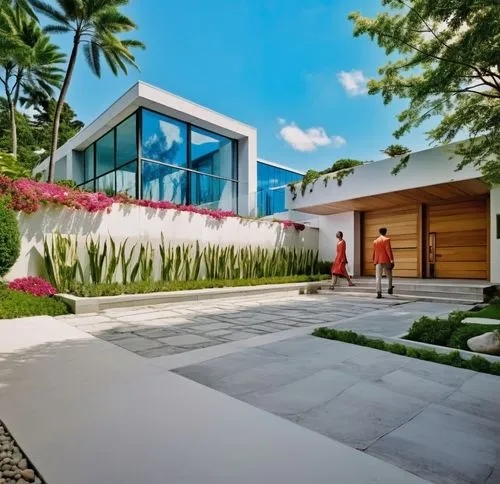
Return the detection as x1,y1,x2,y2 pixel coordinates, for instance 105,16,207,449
119,238,135,284
43,233,83,292
86,235,106,284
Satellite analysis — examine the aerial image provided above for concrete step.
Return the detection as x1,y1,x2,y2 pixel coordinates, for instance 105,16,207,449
320,290,480,305
324,285,483,300
318,280,491,299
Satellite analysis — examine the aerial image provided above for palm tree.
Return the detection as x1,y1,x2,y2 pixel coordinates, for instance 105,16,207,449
28,0,145,182
0,4,64,156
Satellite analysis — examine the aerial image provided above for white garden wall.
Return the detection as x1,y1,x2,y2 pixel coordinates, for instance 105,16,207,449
318,212,361,276
6,204,319,281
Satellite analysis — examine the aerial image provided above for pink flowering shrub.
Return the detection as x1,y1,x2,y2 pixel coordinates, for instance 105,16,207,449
8,276,57,297
0,176,303,228
0,176,236,220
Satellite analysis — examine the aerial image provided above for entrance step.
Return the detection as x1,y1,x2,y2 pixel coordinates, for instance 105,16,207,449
319,279,496,304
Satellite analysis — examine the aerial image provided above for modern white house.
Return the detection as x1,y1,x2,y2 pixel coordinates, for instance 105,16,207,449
286,143,500,283
32,81,499,284
33,81,258,216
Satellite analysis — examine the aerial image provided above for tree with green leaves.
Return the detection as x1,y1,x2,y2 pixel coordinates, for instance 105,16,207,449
28,0,145,182
349,0,500,183
0,96,84,170
0,3,64,156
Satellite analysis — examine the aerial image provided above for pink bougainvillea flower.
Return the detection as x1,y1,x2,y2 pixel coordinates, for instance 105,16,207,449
0,176,302,229
8,276,57,297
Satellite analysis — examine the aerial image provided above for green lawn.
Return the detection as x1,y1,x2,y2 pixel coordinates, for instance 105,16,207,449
0,285,69,319
470,303,500,320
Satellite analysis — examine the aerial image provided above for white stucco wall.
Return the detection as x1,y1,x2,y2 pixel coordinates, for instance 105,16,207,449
318,212,360,275
6,205,319,281
288,143,481,212
491,185,500,284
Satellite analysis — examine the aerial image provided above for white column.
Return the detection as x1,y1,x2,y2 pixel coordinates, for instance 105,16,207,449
490,185,500,283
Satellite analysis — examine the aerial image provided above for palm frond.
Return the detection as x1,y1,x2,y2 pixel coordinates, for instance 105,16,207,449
28,0,71,25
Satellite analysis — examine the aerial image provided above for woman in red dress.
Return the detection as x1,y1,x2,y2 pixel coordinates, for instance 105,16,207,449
330,231,355,290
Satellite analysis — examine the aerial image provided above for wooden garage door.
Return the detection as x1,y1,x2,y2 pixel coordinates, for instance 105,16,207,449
363,205,419,277
428,199,488,279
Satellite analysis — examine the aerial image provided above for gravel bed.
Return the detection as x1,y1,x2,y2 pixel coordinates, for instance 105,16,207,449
0,421,43,484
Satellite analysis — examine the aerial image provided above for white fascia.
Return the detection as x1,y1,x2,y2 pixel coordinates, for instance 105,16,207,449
33,81,257,175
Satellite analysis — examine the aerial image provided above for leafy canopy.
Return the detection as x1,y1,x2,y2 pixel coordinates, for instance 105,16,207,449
29,0,145,77
349,0,500,183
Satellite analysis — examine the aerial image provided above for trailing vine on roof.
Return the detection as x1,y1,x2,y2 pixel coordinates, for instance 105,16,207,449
288,158,365,198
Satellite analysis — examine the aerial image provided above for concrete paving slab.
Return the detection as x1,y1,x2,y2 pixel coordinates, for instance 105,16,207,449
333,346,410,379
295,381,428,450
0,317,429,484
441,390,500,423
367,404,500,484
402,359,475,388
158,334,212,346
243,369,360,416
379,369,455,402
459,373,500,403
112,336,165,352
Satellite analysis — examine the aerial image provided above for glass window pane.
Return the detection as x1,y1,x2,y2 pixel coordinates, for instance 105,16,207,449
189,172,236,212
190,127,235,179
116,160,137,197
142,160,187,204
96,172,115,197
116,115,137,166
96,131,115,176
141,110,187,167
80,181,94,192
84,145,94,181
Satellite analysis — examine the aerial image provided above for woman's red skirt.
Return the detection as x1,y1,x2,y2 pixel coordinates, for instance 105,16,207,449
331,261,348,278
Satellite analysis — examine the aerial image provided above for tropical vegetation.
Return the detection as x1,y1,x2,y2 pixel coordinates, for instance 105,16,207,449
289,158,365,199
68,275,329,298
349,0,500,183
27,0,145,181
406,305,500,350
0,282,68,318
0,198,20,277
43,232,321,293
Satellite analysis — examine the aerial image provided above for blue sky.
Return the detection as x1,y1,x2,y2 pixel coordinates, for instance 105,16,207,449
56,0,435,172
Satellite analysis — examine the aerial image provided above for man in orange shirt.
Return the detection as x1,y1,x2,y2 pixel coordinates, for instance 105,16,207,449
372,227,394,299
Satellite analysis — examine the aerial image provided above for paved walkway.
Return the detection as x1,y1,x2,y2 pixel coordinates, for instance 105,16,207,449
0,314,428,484
57,292,468,357
1,292,497,484
177,335,500,484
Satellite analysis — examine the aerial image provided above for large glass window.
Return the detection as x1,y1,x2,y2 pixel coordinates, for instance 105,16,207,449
116,161,137,197
116,115,137,166
96,131,115,176
190,127,235,179
84,145,94,181
257,161,302,217
142,161,187,204
189,172,237,212
96,172,115,197
142,110,187,167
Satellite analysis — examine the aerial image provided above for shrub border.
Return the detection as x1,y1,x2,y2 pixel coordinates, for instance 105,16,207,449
58,277,330,314
313,327,500,376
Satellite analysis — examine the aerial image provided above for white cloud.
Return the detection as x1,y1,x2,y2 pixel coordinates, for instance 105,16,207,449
332,135,347,148
278,121,346,152
159,120,183,149
337,70,368,96
191,130,216,146
277,117,286,126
